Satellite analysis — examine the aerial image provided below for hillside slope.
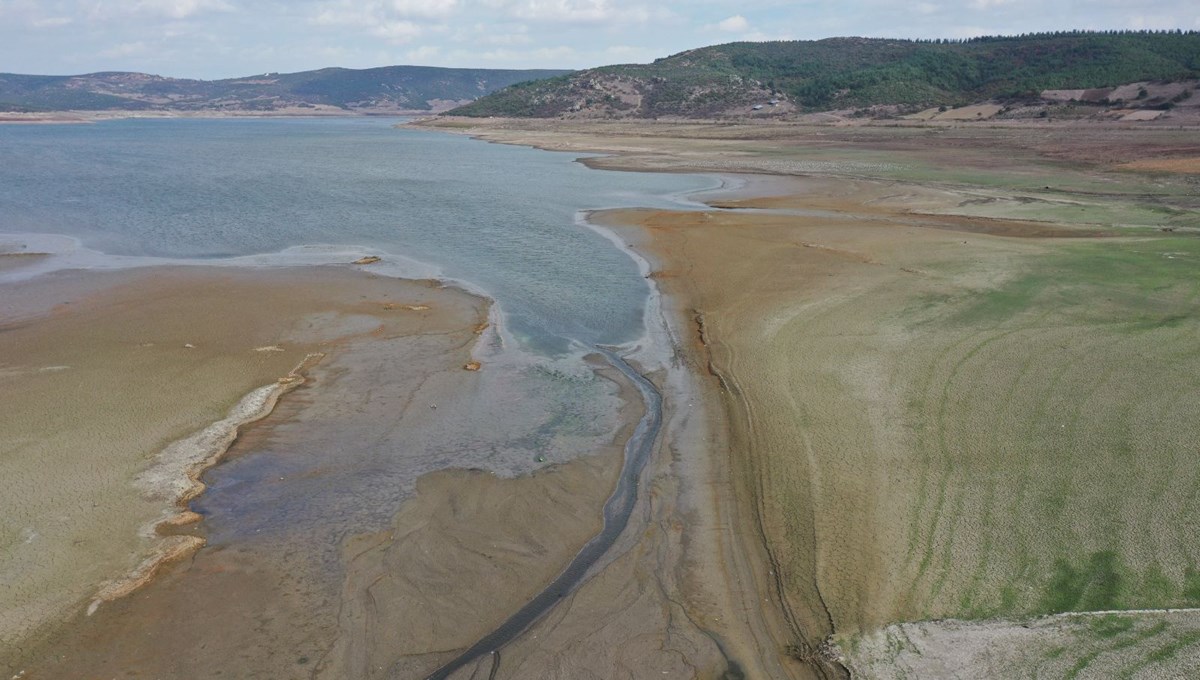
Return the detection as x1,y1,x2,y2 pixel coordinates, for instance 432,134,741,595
451,32,1200,118
0,65,570,113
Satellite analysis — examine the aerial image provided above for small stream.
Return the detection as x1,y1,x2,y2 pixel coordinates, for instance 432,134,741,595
424,347,662,680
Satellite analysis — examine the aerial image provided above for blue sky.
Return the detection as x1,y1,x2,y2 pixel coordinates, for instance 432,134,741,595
0,0,1197,78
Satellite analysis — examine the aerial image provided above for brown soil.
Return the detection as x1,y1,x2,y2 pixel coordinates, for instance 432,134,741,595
324,377,630,679
1119,156,1200,174
10,116,1198,680
419,116,1200,169
0,265,486,674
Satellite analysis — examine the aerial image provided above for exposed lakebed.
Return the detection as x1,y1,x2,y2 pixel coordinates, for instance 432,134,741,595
0,118,714,677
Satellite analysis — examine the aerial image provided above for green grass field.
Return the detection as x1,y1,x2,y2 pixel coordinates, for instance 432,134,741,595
831,235,1200,676
885,237,1200,620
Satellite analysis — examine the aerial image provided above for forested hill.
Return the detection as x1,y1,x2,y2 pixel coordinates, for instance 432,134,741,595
450,31,1200,118
0,65,570,113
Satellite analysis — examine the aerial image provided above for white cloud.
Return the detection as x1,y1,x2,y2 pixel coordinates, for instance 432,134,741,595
481,31,533,45
481,0,667,25
947,24,993,37
717,14,748,32
1127,13,1179,30
378,0,458,19
310,0,459,44
92,0,235,20
915,3,938,15
373,19,423,42
452,21,533,45
0,0,79,26
311,0,458,24
969,0,1017,9
405,44,441,61
99,40,151,58
479,43,574,62
32,15,73,27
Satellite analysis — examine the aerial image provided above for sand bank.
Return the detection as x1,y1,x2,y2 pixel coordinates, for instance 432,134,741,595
0,264,484,671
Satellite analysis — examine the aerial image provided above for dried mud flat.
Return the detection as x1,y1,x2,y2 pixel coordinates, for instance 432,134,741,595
606,202,1200,677
416,117,1200,677
7,115,1200,680
0,264,489,675
0,266,396,655
4,259,712,680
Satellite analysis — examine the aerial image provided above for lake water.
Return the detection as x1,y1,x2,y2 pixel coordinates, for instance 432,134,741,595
0,117,712,355
0,118,715,617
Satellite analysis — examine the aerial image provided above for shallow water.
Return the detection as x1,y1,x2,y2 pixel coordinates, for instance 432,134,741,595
0,118,711,672
0,117,712,354
194,332,624,551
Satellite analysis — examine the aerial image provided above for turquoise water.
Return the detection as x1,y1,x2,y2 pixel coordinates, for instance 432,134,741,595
0,117,711,354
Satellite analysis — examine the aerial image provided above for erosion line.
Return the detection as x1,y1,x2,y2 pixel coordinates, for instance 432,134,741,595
698,312,846,679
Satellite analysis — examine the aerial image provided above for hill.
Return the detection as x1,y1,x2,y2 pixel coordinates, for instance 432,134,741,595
0,65,570,114
450,31,1200,118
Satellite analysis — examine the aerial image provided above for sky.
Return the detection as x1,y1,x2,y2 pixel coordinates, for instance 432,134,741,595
0,0,1197,79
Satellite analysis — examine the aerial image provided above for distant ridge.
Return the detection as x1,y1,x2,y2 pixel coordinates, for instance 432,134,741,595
450,31,1200,118
0,65,571,113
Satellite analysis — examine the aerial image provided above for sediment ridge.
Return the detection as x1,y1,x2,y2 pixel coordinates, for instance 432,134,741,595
89,351,325,616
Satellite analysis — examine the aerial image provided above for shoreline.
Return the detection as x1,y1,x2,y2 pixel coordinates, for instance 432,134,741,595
0,120,736,677
9,268,653,679
12,116,1196,676
88,350,325,617
404,116,1199,677
5,105,1200,130
591,209,825,679
2,192,682,677
410,115,851,676
0,263,493,671
0,110,427,125
400,115,860,676
0,119,721,672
